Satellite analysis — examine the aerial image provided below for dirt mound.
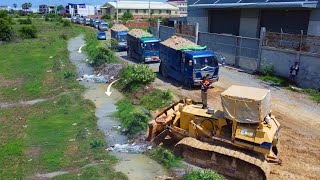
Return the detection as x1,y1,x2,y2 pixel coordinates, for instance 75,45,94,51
128,29,152,38
160,36,200,50
111,24,129,32
95,63,124,80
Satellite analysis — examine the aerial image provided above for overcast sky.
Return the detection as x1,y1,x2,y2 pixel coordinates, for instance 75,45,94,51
1,0,165,8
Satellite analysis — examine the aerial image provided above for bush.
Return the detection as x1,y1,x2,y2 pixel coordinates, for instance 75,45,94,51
90,139,105,149
140,89,172,110
121,11,133,24
0,10,8,18
106,38,119,51
64,70,75,78
45,16,49,21
91,45,118,67
303,88,320,102
117,64,156,92
63,19,71,27
0,19,14,41
17,17,32,24
149,147,181,168
115,99,150,135
101,14,111,20
183,169,225,180
19,25,37,38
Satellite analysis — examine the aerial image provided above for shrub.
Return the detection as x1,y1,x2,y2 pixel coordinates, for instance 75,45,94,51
91,45,118,67
45,16,49,21
140,89,172,110
101,14,111,20
106,38,119,51
115,99,150,135
121,11,133,24
63,19,71,27
90,139,105,149
262,61,275,76
183,169,225,180
149,147,181,168
117,64,156,92
64,70,75,78
18,17,32,24
60,34,68,40
0,19,14,41
0,10,8,18
19,25,37,38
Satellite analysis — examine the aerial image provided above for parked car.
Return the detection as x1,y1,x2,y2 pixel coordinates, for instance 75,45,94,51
83,18,91,26
98,22,109,31
79,17,84,24
97,30,106,40
71,16,77,23
93,19,101,28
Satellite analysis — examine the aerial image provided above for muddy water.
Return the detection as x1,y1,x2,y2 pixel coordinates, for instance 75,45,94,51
69,35,168,180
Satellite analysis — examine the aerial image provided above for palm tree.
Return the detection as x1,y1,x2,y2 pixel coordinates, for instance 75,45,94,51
13,3,17,9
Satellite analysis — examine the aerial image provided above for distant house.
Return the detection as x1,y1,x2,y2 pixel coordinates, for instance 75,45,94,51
167,0,187,17
66,3,100,17
100,1,180,18
188,0,320,38
0,5,9,11
39,4,56,14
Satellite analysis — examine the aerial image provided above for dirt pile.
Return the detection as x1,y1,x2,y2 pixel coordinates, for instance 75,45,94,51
94,63,124,82
128,29,152,38
160,36,201,50
111,24,129,32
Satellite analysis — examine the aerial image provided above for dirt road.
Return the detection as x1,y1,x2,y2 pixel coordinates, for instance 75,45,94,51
115,50,320,179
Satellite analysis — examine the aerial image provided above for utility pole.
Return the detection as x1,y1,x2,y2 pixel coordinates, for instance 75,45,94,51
148,0,151,19
116,0,119,23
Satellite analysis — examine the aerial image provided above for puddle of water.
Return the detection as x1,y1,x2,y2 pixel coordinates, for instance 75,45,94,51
69,35,168,180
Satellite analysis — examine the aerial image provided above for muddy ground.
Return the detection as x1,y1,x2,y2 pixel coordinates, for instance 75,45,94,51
115,50,320,179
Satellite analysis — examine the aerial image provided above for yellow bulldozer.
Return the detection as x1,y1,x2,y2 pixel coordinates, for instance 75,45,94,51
147,85,281,179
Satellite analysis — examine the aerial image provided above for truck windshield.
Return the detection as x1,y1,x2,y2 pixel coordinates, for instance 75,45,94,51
193,56,218,69
145,42,159,51
118,35,127,42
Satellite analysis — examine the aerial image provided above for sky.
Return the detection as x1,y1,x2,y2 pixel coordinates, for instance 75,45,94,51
1,0,165,8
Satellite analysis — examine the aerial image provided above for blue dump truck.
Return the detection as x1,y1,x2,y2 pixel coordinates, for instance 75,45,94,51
110,24,129,51
127,29,161,63
159,36,219,87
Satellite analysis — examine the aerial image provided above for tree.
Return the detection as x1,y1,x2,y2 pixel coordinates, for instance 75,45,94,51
0,19,14,41
13,3,17,9
121,11,133,24
21,3,32,12
56,5,64,11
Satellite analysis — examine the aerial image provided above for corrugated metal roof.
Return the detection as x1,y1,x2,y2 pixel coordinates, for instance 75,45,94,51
190,0,319,8
102,1,179,10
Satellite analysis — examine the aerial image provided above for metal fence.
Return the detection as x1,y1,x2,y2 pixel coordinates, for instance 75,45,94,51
199,32,260,71
264,32,320,55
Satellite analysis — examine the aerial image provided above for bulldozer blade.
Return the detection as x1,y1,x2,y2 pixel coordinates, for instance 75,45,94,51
151,129,170,145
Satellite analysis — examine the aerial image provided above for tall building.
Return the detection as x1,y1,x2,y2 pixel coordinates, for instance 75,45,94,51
167,0,187,17
67,3,100,17
101,1,180,18
39,4,56,14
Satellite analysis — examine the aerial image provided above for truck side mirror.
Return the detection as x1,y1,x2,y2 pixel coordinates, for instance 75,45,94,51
189,60,192,66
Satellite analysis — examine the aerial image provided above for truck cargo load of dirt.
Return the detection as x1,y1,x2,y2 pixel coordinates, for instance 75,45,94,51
111,24,129,32
128,29,152,38
160,36,202,50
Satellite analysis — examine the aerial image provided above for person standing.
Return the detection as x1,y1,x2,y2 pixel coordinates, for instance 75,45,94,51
200,75,211,109
290,62,300,84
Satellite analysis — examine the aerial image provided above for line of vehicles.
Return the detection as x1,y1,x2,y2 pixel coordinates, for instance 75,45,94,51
72,19,223,87
71,16,109,31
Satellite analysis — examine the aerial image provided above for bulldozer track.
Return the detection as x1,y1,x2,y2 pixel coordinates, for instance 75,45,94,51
175,137,270,180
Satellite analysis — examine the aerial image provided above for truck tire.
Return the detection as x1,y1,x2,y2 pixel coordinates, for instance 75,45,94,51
127,48,131,58
160,63,168,78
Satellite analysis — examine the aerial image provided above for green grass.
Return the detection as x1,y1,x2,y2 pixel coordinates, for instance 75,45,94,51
303,89,320,102
140,89,173,110
258,75,289,87
148,147,181,168
114,99,151,135
0,18,126,179
0,19,82,102
183,169,225,180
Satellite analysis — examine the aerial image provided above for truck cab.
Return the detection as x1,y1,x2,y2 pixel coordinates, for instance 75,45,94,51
140,37,161,62
113,31,128,51
183,50,219,86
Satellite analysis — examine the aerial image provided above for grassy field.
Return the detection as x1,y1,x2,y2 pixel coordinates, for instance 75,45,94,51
0,18,126,179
